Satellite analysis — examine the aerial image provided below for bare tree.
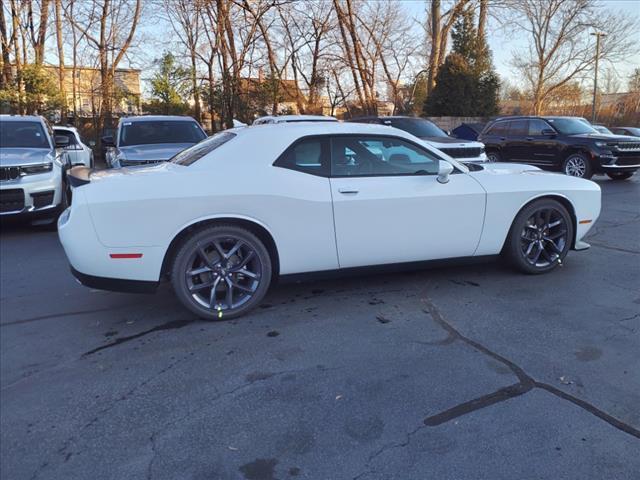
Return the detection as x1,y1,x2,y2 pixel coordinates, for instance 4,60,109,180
509,0,638,114
53,0,66,118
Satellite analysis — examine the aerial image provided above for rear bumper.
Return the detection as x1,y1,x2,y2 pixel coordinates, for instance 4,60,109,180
70,266,158,293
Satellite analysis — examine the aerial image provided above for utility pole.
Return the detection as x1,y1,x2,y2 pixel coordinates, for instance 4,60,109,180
591,32,606,123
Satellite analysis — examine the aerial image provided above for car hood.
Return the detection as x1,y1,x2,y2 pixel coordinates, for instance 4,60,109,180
118,143,195,161
0,148,53,167
418,136,476,145
476,163,542,175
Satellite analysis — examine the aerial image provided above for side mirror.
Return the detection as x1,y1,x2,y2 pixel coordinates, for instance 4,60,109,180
437,160,454,184
541,128,556,136
54,135,69,148
101,135,115,147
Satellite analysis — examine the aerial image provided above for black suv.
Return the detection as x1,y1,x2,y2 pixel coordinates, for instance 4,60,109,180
478,116,640,180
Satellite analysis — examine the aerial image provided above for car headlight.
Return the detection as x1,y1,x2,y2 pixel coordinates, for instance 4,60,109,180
22,163,53,175
595,141,609,148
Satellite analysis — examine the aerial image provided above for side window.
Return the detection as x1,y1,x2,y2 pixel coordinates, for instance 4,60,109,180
331,136,439,177
273,137,329,177
508,120,527,136
487,121,507,136
56,130,78,148
528,119,552,136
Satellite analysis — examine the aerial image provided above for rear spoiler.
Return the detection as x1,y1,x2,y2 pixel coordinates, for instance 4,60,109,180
67,166,92,187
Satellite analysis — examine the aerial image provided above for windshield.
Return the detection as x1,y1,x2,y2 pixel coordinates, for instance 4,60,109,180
120,120,206,147
546,118,598,135
386,118,448,138
594,125,613,134
0,121,50,148
622,127,640,136
172,131,236,166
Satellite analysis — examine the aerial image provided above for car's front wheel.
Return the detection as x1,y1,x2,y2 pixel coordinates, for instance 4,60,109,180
171,225,272,320
606,171,635,181
486,150,501,162
563,153,593,179
505,199,574,274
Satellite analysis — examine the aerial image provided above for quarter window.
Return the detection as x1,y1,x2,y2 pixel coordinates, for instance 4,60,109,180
273,137,329,177
330,136,439,177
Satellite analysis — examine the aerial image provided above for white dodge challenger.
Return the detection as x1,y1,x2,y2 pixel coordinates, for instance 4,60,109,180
59,122,601,319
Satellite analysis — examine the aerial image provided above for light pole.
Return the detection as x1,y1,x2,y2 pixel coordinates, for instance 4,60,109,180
591,31,607,123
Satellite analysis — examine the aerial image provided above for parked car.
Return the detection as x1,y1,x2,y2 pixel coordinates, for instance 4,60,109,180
253,115,338,125
610,126,640,137
591,124,614,135
479,116,640,180
451,122,486,141
1,115,71,223
53,125,94,168
347,116,487,162
60,122,600,319
103,115,207,168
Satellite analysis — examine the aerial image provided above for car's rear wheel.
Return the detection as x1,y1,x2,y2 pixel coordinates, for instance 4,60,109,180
505,199,574,274
563,153,593,179
171,225,272,320
606,171,635,181
486,150,501,162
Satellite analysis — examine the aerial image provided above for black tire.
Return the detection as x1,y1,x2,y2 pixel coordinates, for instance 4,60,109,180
504,199,574,275
171,225,272,320
606,171,635,181
562,153,593,179
486,150,501,162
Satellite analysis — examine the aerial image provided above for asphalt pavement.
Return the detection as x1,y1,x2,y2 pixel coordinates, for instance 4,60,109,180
1,174,639,480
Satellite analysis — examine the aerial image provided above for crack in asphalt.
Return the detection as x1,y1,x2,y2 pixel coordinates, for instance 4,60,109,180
82,319,195,356
29,351,195,480
353,296,640,480
1,304,137,328
421,297,640,439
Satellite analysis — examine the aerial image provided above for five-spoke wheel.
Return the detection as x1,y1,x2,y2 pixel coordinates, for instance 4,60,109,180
505,199,574,274
171,225,272,320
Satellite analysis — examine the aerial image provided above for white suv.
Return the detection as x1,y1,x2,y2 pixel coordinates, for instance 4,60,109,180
53,126,94,168
0,115,71,223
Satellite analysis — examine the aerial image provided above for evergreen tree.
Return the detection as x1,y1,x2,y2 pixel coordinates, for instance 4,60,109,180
423,7,499,117
145,52,191,115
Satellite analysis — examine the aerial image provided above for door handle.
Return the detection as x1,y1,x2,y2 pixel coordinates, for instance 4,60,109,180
525,137,534,141
338,188,359,194
499,137,506,141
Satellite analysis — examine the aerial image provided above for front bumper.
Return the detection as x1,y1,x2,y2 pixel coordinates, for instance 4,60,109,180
0,169,62,218
595,153,640,172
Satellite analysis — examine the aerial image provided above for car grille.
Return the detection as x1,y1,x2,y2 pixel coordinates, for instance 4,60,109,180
615,156,640,166
614,142,640,152
120,159,165,167
0,167,22,181
439,147,482,158
0,188,25,213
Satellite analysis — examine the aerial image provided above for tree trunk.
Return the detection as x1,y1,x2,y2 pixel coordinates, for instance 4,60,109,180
0,3,13,87
427,0,441,95
54,0,66,120
478,0,488,40
34,0,51,65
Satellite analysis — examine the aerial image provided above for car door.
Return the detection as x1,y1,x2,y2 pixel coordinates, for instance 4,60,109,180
525,119,560,166
329,135,486,269
55,129,80,165
503,119,528,161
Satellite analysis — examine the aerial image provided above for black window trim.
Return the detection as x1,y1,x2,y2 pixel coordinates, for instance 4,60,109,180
272,135,331,177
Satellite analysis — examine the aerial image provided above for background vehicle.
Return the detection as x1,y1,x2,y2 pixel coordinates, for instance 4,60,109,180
610,126,640,137
347,116,487,162
592,125,614,135
451,122,486,141
479,116,639,180
253,115,338,125
53,125,94,168
60,122,600,320
103,115,207,168
1,115,71,223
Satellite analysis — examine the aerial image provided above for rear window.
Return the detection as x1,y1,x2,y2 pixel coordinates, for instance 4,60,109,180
171,131,236,166
386,118,448,138
0,121,50,148
120,120,206,146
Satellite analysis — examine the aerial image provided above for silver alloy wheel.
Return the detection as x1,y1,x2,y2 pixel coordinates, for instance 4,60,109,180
185,236,262,311
564,155,587,177
486,152,499,162
520,208,568,268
